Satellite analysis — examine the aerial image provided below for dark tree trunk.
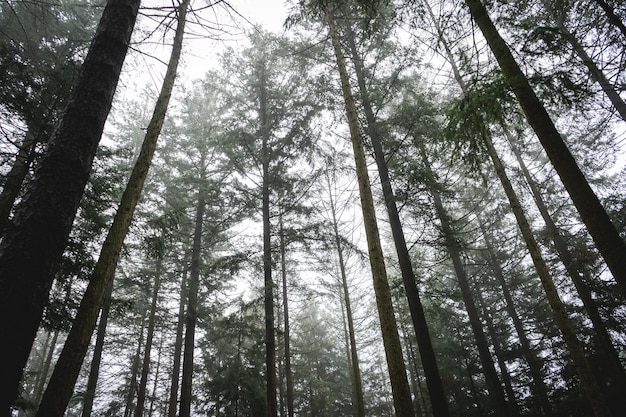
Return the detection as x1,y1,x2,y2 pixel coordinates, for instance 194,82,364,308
179,192,205,417
344,20,450,417
278,215,294,417
326,9,415,417
478,220,553,416
0,129,38,235
464,0,626,301
422,151,509,416
81,279,114,417
483,132,611,417
0,2,140,412
135,258,163,417
167,270,187,417
33,3,188,414
594,0,626,39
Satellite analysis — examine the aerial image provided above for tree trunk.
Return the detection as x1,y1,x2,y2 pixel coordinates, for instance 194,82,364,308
33,3,188,414
179,191,205,417
326,172,366,417
464,0,626,301
257,65,279,417
478,219,553,416
81,278,114,417
0,2,140,412
505,132,626,408
278,215,294,417
483,132,612,417
421,151,509,416
344,20,450,417
147,334,164,417
167,270,187,417
542,0,626,122
124,313,147,417
594,0,626,39
326,9,415,417
0,129,38,235
135,257,163,417
473,282,520,416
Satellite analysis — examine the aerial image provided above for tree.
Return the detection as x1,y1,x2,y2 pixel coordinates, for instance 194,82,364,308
32,2,189,415
0,0,140,412
325,6,415,417
463,0,626,301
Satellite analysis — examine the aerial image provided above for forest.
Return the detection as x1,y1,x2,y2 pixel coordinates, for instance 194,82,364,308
0,0,625,416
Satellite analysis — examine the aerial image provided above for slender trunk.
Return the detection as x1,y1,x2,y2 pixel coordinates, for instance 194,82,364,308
81,279,114,417
0,2,140,412
338,295,358,417
594,0,626,39
464,0,626,300
147,334,164,417
124,314,146,417
279,215,294,417
473,282,520,416
0,129,38,235
135,258,163,417
32,330,59,410
167,270,187,417
326,10,414,417
543,2,626,121
179,191,205,417
456,328,485,416
421,151,509,416
483,132,611,417
478,220,553,416
34,4,188,416
506,133,626,406
344,19,450,417
326,173,366,417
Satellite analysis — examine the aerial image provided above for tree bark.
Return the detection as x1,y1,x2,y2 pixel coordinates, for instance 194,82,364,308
81,278,114,417
123,313,147,417
326,9,415,417
179,191,205,417
167,270,187,417
464,0,626,301
0,129,38,235
0,2,140,412
344,20,450,417
34,3,188,415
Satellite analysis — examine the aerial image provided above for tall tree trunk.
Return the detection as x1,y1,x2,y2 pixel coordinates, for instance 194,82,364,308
326,9,415,417
542,0,626,121
278,215,294,417
167,270,187,417
483,132,611,417
473,282,520,416
147,334,164,417
464,0,626,300
135,257,163,417
256,54,278,417
345,19,450,417
0,2,140,412
34,2,189,414
81,278,114,417
0,129,38,235
179,191,205,417
124,313,147,417
326,172,366,417
421,151,509,416
594,0,626,39
505,132,626,407
478,219,553,416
